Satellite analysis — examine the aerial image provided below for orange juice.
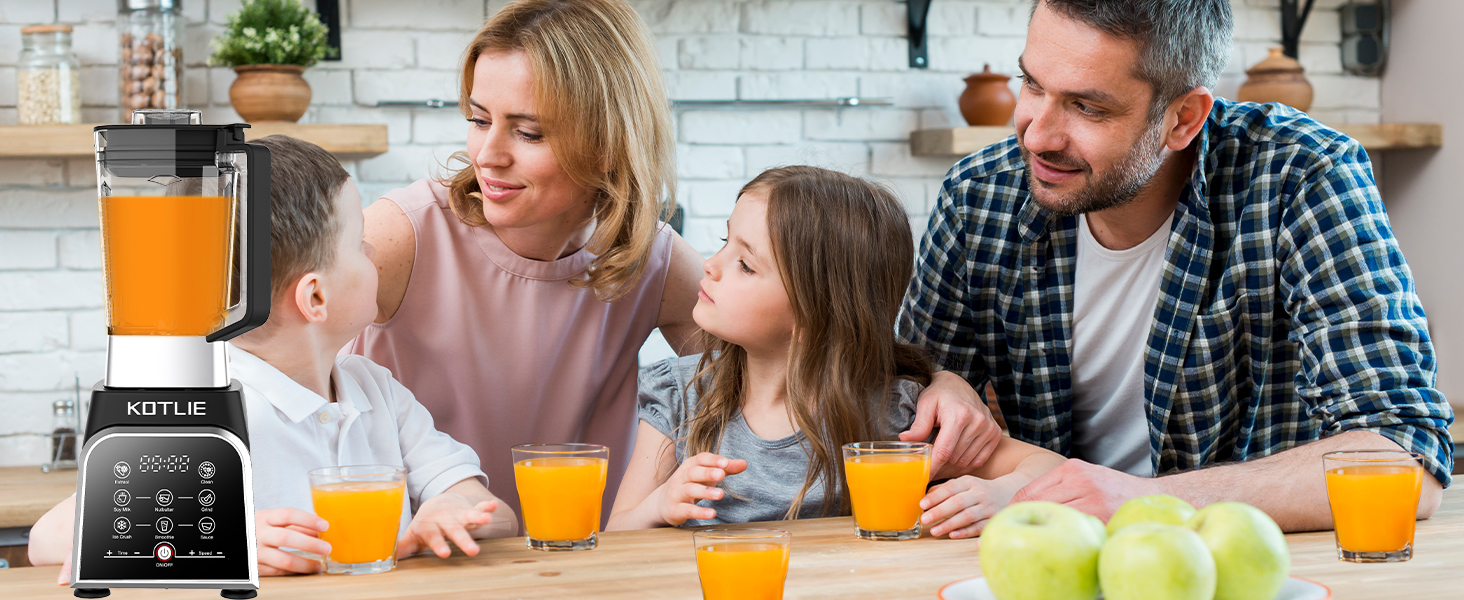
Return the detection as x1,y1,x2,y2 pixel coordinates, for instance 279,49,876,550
696,543,790,600
514,457,608,541
1326,464,1423,552
844,454,931,531
101,195,235,336
310,481,405,564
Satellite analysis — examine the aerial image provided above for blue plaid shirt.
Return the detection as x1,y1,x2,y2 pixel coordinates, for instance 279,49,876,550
898,99,1454,486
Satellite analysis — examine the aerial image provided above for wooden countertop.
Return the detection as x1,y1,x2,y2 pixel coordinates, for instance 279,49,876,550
0,491,1457,599
0,467,77,529
0,123,389,160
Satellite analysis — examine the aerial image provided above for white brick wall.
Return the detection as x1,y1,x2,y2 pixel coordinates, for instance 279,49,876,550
0,0,1377,466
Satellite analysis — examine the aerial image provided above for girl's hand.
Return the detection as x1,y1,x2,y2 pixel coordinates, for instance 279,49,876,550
919,476,1017,539
398,495,498,559
255,508,331,576
654,452,748,526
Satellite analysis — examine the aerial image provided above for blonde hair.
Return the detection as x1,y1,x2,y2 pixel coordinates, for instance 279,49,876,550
681,167,933,519
444,0,675,302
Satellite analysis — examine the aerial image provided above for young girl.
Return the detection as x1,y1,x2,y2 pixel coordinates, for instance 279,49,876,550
607,166,1066,539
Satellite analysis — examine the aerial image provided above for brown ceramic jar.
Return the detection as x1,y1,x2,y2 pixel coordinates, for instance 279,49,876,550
959,64,1017,126
1237,47,1313,112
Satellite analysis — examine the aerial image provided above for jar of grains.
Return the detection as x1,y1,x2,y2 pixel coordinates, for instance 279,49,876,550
118,0,185,123
17,25,82,125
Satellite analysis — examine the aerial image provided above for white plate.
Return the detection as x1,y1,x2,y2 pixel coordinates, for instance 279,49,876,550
939,576,1332,600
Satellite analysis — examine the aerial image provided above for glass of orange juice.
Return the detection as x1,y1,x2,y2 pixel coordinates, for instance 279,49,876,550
842,441,932,541
694,529,791,600
512,443,609,551
1323,450,1425,563
307,465,407,575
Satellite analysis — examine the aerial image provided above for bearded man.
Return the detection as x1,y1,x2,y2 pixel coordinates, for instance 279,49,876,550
901,0,1453,532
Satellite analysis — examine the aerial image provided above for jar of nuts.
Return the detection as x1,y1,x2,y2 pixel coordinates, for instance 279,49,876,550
17,24,82,125
118,0,185,123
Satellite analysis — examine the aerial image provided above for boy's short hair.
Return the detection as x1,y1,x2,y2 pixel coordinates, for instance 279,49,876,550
252,135,351,298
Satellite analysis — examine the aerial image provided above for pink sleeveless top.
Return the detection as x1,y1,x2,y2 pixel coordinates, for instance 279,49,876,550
345,178,672,519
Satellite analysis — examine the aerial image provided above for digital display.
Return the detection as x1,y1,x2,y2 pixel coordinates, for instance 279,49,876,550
77,434,250,582
137,454,190,473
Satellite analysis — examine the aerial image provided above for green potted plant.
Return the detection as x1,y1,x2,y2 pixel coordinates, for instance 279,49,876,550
209,0,334,123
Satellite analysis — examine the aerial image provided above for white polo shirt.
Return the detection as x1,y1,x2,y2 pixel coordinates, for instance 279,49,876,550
227,344,488,532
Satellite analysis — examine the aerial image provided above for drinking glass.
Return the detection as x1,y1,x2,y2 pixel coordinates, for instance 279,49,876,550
842,441,932,540
512,443,609,551
1323,450,1425,563
307,465,407,575
694,529,791,600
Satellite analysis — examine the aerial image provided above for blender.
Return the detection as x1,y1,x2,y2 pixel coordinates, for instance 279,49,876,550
70,109,270,599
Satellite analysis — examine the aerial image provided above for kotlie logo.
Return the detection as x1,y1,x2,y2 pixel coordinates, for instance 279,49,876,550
126,401,207,416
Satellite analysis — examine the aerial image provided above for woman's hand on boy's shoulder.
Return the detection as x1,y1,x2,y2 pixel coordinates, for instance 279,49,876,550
255,508,331,576
655,453,748,527
903,371,1002,479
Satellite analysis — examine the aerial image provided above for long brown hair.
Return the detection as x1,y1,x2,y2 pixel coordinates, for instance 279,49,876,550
444,0,675,302
682,166,933,519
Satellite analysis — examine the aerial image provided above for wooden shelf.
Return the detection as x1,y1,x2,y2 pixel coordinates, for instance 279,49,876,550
910,123,1443,156
0,123,389,159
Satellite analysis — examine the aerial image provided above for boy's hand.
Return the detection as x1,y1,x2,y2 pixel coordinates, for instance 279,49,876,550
919,475,1017,539
56,554,70,586
256,508,331,576
398,495,498,559
654,452,748,526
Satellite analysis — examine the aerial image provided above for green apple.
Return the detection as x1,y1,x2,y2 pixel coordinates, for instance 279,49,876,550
1098,522,1216,600
1186,502,1289,600
1106,494,1197,536
979,501,1106,600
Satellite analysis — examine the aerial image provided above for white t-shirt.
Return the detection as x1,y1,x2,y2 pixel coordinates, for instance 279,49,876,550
227,344,488,532
1069,213,1173,477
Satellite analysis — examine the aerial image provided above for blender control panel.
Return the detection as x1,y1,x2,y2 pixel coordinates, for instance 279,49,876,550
77,433,250,581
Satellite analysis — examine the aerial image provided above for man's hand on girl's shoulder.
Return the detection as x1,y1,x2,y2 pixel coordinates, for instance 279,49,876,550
903,371,1002,479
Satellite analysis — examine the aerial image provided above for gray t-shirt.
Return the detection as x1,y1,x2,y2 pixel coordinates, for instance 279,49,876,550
637,354,924,526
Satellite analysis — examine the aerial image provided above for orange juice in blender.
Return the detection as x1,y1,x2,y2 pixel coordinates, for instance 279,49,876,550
842,442,931,540
512,444,609,550
101,195,234,336
308,466,407,574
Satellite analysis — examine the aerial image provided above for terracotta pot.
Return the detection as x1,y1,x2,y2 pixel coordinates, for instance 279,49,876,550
229,64,311,123
959,64,1017,126
1237,47,1313,112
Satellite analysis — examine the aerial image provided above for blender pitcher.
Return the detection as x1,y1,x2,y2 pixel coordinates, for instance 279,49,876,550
95,109,270,388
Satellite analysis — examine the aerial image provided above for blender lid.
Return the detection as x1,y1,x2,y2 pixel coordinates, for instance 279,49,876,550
119,0,181,10
96,110,250,177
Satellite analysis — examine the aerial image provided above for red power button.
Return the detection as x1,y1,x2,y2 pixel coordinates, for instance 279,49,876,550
154,543,174,562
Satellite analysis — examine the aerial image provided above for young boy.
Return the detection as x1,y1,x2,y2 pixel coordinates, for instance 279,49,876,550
29,135,515,581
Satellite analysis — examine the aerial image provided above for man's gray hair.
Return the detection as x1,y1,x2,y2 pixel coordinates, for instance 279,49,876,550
1033,0,1233,119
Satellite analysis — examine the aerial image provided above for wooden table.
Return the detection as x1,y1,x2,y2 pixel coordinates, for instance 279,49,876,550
0,491,1457,599
0,467,78,529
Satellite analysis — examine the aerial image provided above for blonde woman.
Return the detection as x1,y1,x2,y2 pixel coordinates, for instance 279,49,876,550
349,0,998,519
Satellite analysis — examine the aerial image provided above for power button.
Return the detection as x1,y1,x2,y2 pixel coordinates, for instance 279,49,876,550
154,542,174,562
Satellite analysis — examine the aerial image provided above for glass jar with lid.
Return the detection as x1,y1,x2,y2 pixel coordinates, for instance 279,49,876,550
118,0,185,123
17,24,82,125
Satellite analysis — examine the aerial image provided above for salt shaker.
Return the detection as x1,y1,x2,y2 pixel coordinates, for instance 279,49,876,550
51,399,78,464
118,0,185,122
17,24,82,125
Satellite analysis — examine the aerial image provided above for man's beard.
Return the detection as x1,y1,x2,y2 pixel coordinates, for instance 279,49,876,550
1019,122,1167,218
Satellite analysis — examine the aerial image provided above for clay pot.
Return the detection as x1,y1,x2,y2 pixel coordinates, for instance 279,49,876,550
1237,47,1313,112
229,64,311,123
959,64,1017,126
